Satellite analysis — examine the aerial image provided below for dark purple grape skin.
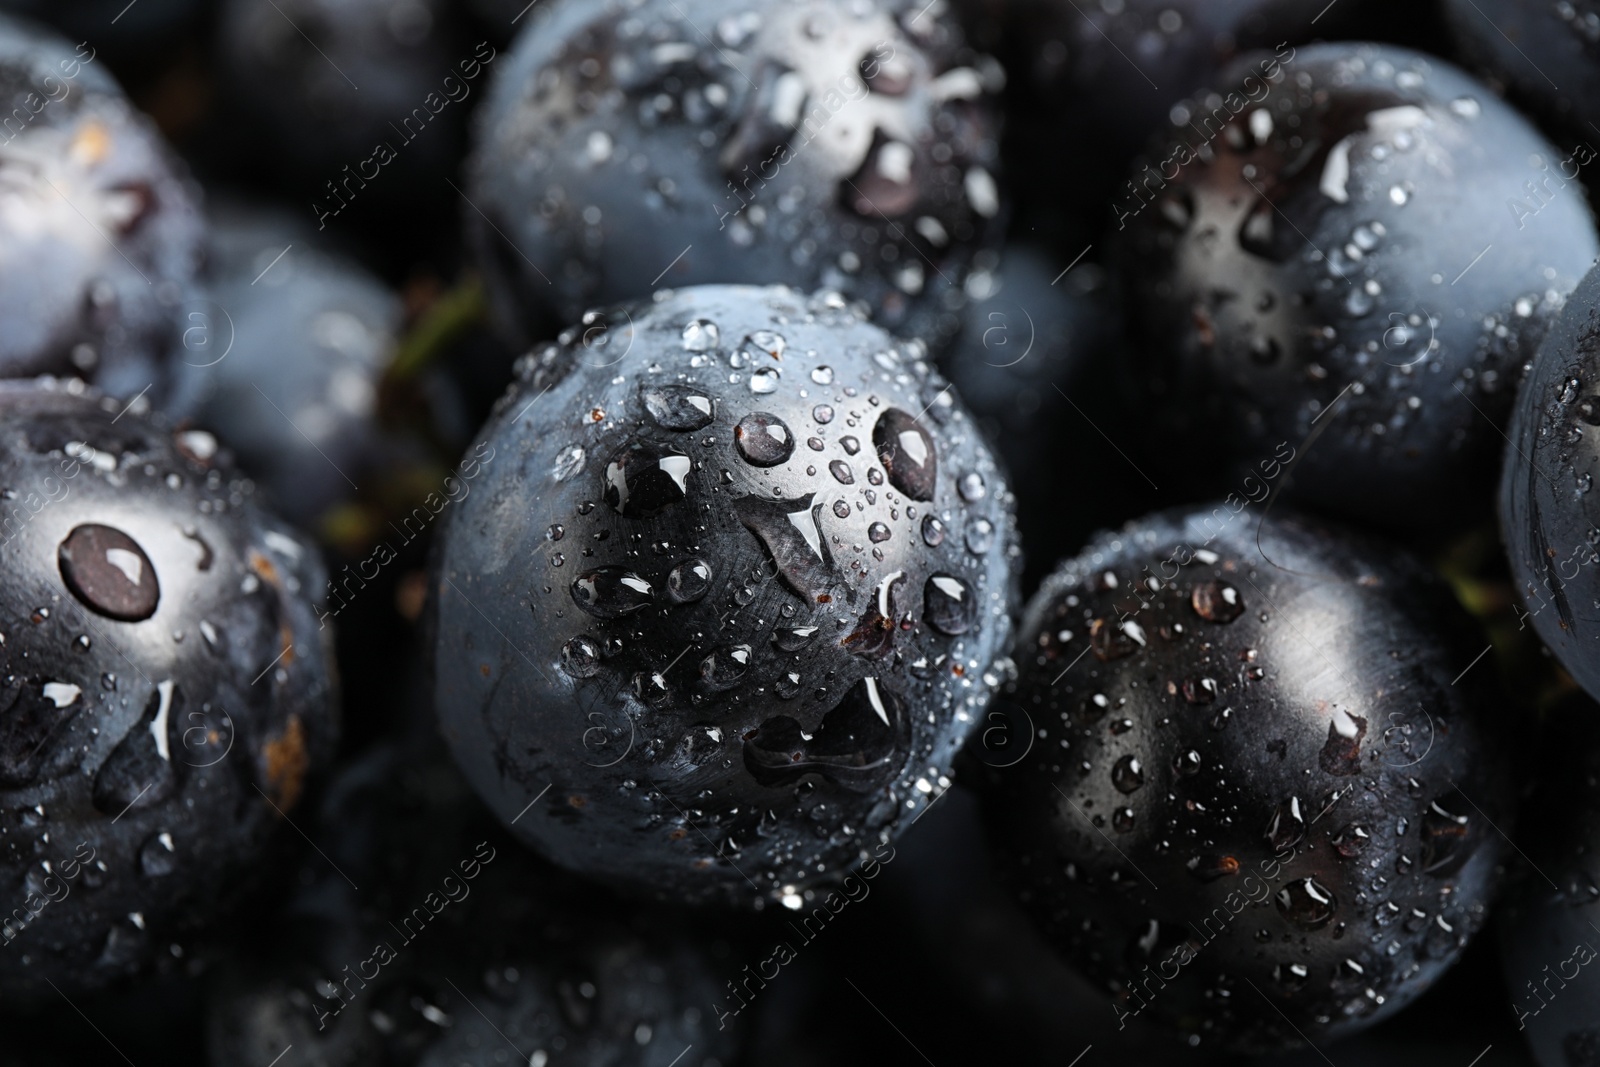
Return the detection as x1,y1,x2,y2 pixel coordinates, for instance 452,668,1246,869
430,284,1018,909
1115,42,1600,540
0,380,338,1002
465,0,1004,352
0,14,203,402
169,200,404,528
973,504,1512,1053
1502,263,1600,707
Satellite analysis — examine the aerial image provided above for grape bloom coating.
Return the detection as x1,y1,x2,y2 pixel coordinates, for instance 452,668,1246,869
431,285,1018,908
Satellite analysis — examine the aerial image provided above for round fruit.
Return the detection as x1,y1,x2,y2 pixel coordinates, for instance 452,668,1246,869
0,14,203,399
974,503,1512,1052
0,380,338,1000
431,284,1018,907
1498,692,1600,1067
1115,42,1600,537
172,200,404,528
1502,263,1600,705
465,0,1004,350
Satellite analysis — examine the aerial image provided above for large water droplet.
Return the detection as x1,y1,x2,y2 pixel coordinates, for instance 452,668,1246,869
138,831,176,878
682,318,720,352
634,670,671,704
1265,796,1306,851
923,573,975,635
1191,580,1244,622
1276,876,1337,929
553,445,586,481
734,412,795,467
58,524,160,622
1090,617,1145,661
964,518,995,555
1111,755,1145,794
746,330,786,359
1332,823,1370,858
641,384,715,431
872,408,937,501
666,559,712,603
570,568,654,620
743,677,909,791
699,645,752,691
603,443,692,518
772,625,818,652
